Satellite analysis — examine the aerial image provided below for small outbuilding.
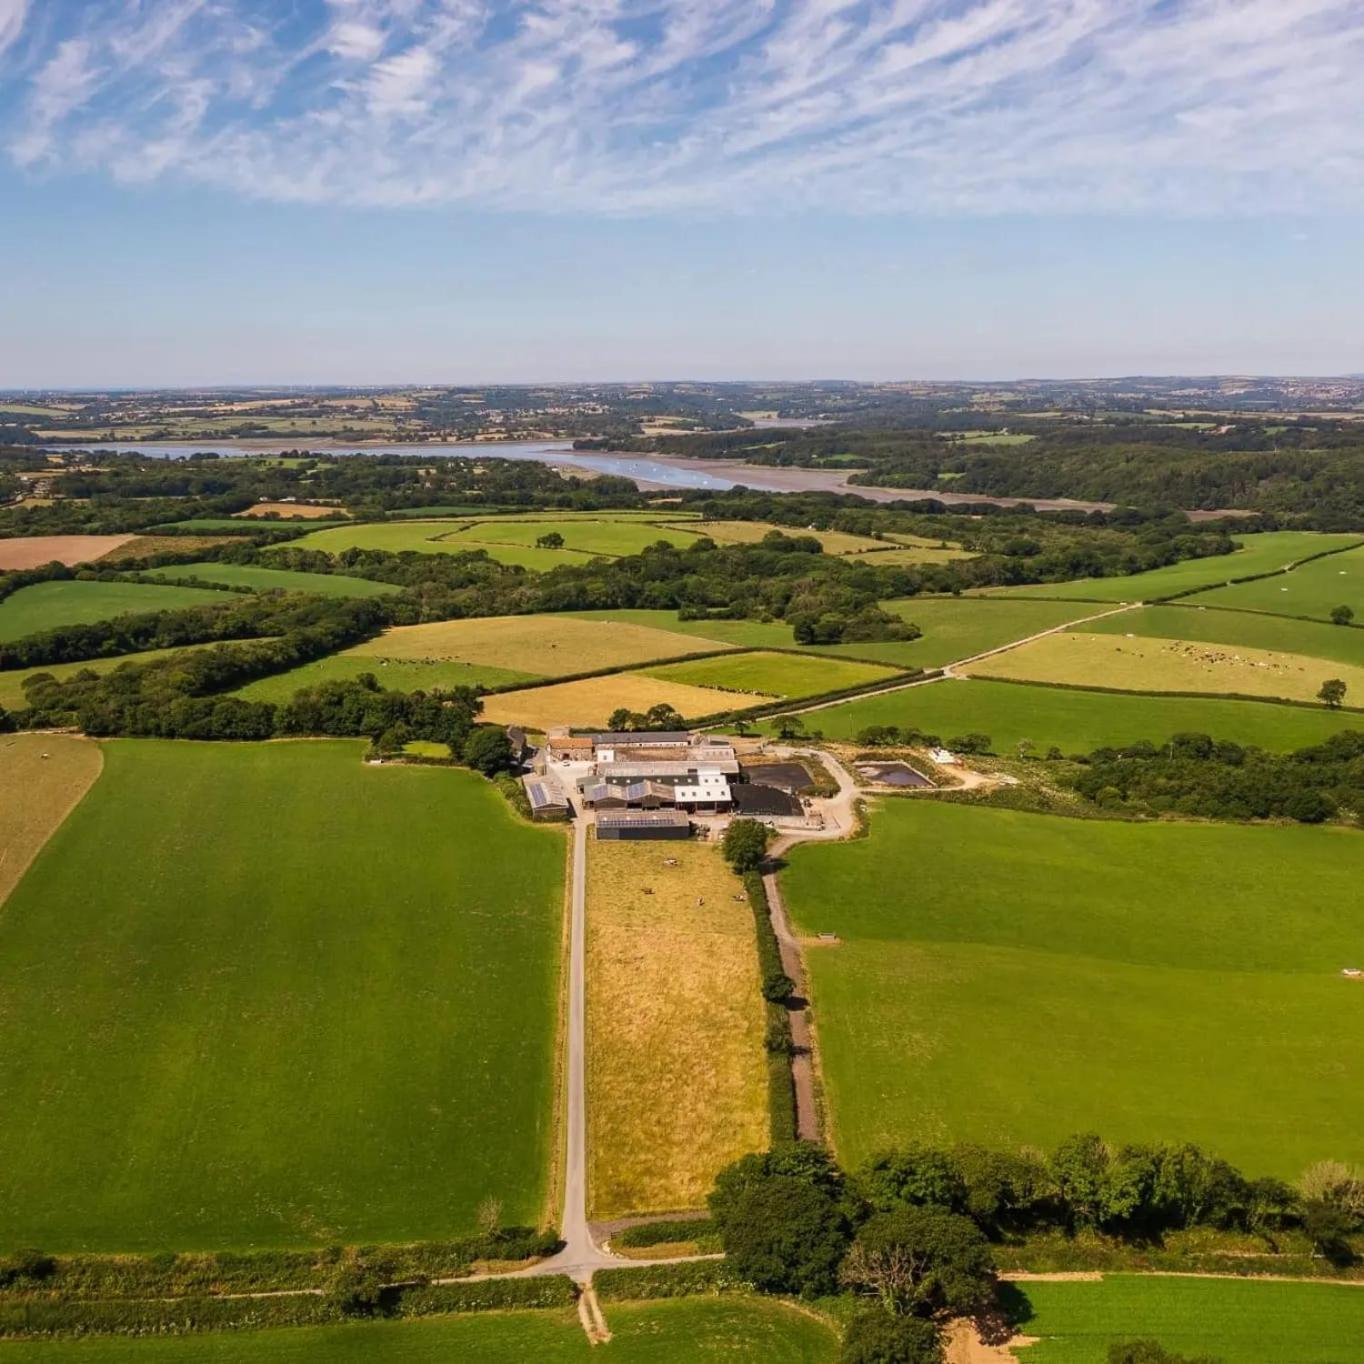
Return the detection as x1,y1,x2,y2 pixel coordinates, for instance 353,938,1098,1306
595,810,691,841
522,777,570,822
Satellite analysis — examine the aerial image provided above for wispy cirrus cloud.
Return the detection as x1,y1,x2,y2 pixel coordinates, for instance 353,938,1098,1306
1,0,1362,214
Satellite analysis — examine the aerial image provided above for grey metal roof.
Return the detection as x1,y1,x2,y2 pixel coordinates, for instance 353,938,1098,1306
589,731,695,744
595,810,690,828
522,777,568,810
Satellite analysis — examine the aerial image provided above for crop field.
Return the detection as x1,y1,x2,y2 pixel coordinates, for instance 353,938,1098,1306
977,531,1363,602
0,533,137,569
1010,1274,1364,1363
482,673,741,730
0,740,565,1250
95,535,240,563
782,800,1364,1176
567,609,800,649
236,651,536,702
587,842,766,1218
1185,541,1364,621
236,502,349,519
0,1297,838,1363
787,676,1360,753
143,562,400,598
639,650,901,700
1084,602,1364,668
0,579,225,642
148,519,351,534
0,733,103,906
967,629,1364,705
0,643,244,710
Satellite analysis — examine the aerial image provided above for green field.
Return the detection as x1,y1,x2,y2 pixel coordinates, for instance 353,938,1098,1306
0,580,225,642
979,532,1363,602
276,516,700,569
0,642,250,710
0,1297,836,1363
783,800,1364,1176
1011,1274,1364,1363
1084,602,1364,668
0,741,564,1250
235,651,537,702
569,599,1096,670
142,562,399,598
783,676,1360,752
640,650,901,699
1186,542,1364,621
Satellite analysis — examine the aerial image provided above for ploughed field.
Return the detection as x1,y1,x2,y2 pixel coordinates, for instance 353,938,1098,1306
0,534,138,569
782,800,1364,1177
1009,1274,1364,1363
781,675,1360,752
0,1298,837,1362
586,842,766,1219
979,531,1363,602
0,740,565,1250
0,579,224,642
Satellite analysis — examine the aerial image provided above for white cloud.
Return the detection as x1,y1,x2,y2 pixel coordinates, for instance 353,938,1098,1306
2,0,1363,215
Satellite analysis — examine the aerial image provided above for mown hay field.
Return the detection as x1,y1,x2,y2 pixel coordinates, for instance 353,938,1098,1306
143,561,400,598
0,740,565,1250
1011,1274,1364,1363
236,502,349,519
0,733,102,906
783,800,1364,1177
640,650,900,699
967,629,1364,705
355,615,731,675
977,531,1363,602
1186,541,1364,622
95,535,240,563
483,673,740,730
0,534,137,569
0,579,225,643
587,842,766,1218
784,676,1361,753
0,1297,838,1363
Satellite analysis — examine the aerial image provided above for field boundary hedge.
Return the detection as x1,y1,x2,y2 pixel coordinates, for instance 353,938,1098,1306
594,1259,745,1301
744,871,798,1146
688,669,932,730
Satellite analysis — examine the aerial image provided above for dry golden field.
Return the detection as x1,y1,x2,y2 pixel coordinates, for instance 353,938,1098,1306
235,502,348,519
356,615,731,676
482,673,741,729
586,840,766,1218
967,630,1364,704
0,733,103,906
95,535,238,563
669,520,890,555
0,535,137,569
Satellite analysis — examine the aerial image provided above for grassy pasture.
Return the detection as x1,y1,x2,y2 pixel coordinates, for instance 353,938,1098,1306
783,800,1364,1176
672,519,892,555
1186,541,1364,621
0,733,102,907
0,1297,838,1363
235,652,536,703
1011,1274,1364,1363
482,673,741,730
568,600,1097,670
0,643,250,710
143,562,399,598
782,676,1361,753
0,579,225,642
639,650,901,700
967,630,1364,704
1084,602,1364,668
587,842,766,1218
977,532,1363,602
0,534,137,569
0,740,565,1250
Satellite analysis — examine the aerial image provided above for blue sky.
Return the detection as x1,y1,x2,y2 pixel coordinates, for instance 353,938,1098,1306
0,0,1361,386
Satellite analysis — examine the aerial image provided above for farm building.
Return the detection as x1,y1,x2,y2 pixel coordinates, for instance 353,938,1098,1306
521,777,570,822
545,733,594,761
595,810,692,841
